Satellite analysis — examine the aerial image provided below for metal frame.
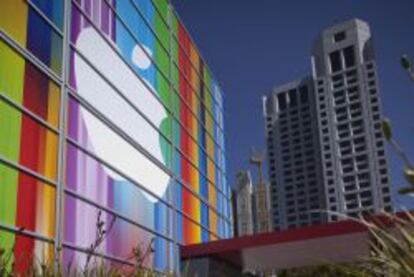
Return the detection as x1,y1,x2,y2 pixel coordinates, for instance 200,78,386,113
0,0,232,274
54,0,71,273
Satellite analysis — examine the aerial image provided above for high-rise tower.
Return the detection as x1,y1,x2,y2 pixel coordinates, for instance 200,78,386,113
264,19,392,231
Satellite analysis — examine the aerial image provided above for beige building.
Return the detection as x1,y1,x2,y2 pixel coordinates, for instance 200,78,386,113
235,170,272,236
253,180,272,233
235,171,254,236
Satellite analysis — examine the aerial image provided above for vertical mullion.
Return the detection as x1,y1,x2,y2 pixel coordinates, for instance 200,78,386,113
54,0,71,273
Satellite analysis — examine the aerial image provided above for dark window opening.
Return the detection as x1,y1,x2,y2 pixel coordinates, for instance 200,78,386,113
289,89,297,107
278,93,287,110
334,31,346,42
329,50,342,73
299,86,309,104
343,46,356,68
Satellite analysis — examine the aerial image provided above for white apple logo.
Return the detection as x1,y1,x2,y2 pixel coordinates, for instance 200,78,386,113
74,27,170,202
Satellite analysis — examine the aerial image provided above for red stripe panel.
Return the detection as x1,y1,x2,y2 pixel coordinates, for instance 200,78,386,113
14,63,49,273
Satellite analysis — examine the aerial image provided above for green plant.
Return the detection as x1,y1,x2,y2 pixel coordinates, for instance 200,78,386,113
0,209,176,276
130,238,155,273
355,211,414,276
401,55,414,81
277,212,414,277
0,247,14,277
84,210,117,273
277,263,372,277
382,54,414,195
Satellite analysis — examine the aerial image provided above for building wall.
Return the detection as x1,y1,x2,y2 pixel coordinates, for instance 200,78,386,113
0,0,231,273
311,19,392,219
253,181,272,233
264,79,327,230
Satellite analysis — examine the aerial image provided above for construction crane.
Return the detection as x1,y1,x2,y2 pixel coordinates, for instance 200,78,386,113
249,148,265,186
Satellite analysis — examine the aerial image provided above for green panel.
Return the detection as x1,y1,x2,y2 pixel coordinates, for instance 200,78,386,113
154,10,169,51
155,41,169,79
171,12,179,55
160,135,172,169
155,0,172,166
50,30,63,75
173,120,181,149
152,0,169,22
170,13,180,118
0,41,24,251
172,90,180,117
155,11,170,111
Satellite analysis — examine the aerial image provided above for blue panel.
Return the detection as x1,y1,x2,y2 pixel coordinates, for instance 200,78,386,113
116,0,156,86
201,203,209,242
32,0,64,29
154,199,167,270
175,182,183,243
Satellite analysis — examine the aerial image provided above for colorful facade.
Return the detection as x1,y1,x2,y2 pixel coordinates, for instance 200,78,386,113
0,0,231,273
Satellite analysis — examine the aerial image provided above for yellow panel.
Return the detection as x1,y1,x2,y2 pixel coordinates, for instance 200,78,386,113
0,0,28,46
206,136,214,159
207,158,216,184
190,43,200,76
209,208,218,237
47,82,61,128
205,113,214,136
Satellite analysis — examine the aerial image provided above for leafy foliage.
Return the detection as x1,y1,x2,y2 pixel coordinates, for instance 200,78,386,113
277,263,372,277
0,210,171,276
383,54,414,195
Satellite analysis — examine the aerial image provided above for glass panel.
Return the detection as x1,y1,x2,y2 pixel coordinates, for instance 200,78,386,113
67,98,170,203
31,0,64,30
0,101,58,180
0,1,63,75
1,41,61,128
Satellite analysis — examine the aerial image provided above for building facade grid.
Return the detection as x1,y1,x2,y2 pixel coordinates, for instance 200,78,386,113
0,0,232,274
264,19,392,231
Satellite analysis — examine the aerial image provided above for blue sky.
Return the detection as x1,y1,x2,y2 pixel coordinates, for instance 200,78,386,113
172,0,414,209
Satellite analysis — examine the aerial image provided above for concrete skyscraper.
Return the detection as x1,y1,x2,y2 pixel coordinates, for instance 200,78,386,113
264,19,392,231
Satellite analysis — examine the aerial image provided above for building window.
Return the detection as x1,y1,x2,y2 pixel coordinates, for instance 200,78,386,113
343,46,356,68
278,93,287,110
383,196,391,203
334,31,346,42
329,50,342,73
289,89,297,107
299,86,309,104
360,191,372,198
